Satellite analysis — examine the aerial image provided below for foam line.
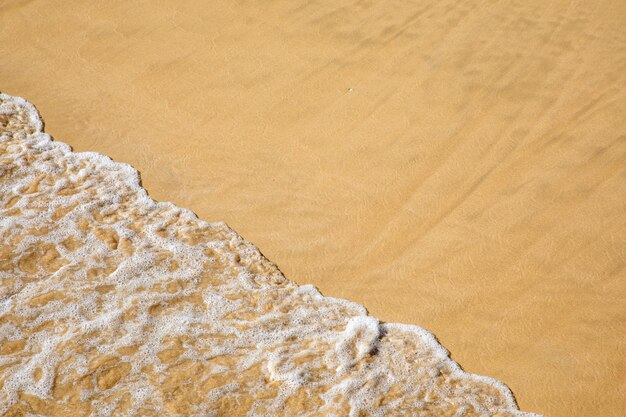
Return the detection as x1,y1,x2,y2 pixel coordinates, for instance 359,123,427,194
0,92,542,416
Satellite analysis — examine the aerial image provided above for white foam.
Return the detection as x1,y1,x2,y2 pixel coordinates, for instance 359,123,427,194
0,92,542,416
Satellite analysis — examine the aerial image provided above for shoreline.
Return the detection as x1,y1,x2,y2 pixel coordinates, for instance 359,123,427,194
1,1,624,415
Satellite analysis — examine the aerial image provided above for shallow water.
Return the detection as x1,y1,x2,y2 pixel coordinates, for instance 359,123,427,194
0,93,541,416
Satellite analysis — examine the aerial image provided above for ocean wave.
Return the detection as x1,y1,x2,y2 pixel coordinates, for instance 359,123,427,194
0,93,541,416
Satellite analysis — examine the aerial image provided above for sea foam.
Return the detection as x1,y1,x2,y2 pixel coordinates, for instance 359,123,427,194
0,93,542,416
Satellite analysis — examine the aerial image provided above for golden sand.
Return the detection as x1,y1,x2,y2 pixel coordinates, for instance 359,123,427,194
0,1,625,416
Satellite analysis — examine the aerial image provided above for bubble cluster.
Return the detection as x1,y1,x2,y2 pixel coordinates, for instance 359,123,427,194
0,93,541,416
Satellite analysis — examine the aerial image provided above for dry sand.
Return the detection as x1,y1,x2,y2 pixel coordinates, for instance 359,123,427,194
0,0,625,416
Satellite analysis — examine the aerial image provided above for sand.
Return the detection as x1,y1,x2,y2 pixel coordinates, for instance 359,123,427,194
0,0,624,416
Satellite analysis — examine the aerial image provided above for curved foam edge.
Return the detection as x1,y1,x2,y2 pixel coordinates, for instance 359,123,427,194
0,91,543,416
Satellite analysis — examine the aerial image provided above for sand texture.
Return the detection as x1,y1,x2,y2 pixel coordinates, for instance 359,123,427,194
0,1,625,416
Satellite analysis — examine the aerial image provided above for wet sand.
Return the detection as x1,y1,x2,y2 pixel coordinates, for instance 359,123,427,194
1,1,625,416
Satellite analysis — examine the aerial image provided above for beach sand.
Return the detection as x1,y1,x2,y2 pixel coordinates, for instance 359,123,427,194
0,1,624,416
